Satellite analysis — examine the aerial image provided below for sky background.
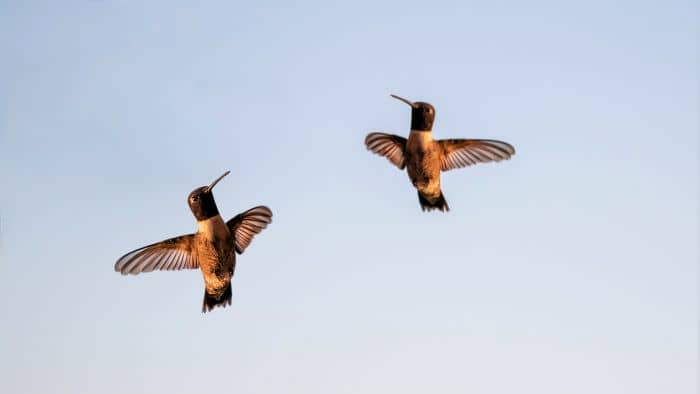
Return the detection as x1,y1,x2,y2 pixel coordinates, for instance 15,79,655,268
1,1,698,393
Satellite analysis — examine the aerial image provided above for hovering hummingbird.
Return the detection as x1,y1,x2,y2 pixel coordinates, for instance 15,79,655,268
365,94,516,212
114,170,272,313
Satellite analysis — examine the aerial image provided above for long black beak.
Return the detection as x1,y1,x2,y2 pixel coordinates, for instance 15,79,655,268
206,170,230,192
390,94,415,107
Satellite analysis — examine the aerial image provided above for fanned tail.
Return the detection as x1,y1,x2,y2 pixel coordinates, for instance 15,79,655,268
202,284,232,313
418,190,449,212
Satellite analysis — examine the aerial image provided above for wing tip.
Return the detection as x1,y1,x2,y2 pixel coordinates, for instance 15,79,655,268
251,205,273,223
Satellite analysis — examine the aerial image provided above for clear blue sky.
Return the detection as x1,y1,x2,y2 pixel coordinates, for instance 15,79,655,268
1,1,697,393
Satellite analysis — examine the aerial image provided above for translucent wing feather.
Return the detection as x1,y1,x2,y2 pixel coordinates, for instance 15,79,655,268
114,234,199,275
227,206,273,254
438,139,515,171
365,132,408,169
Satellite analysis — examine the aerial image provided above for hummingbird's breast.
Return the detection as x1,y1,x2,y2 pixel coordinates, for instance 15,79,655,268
406,130,442,196
196,215,235,293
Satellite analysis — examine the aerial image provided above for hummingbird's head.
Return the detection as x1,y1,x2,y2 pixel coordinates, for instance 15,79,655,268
187,170,230,221
391,94,435,131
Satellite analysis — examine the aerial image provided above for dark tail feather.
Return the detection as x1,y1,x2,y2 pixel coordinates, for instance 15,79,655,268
202,284,232,313
418,190,450,212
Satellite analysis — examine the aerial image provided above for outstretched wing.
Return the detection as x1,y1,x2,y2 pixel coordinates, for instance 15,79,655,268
437,139,515,171
114,234,199,275
364,132,408,169
227,206,273,254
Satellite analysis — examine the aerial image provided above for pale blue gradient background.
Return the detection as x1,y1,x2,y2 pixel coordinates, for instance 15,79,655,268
1,1,697,393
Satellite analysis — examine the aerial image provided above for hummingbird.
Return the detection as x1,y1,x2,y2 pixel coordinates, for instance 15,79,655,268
365,94,515,212
114,170,272,313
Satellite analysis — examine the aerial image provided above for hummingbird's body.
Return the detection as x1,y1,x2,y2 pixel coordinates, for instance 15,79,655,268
365,95,516,212
405,129,443,206
196,215,235,304
115,171,272,313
